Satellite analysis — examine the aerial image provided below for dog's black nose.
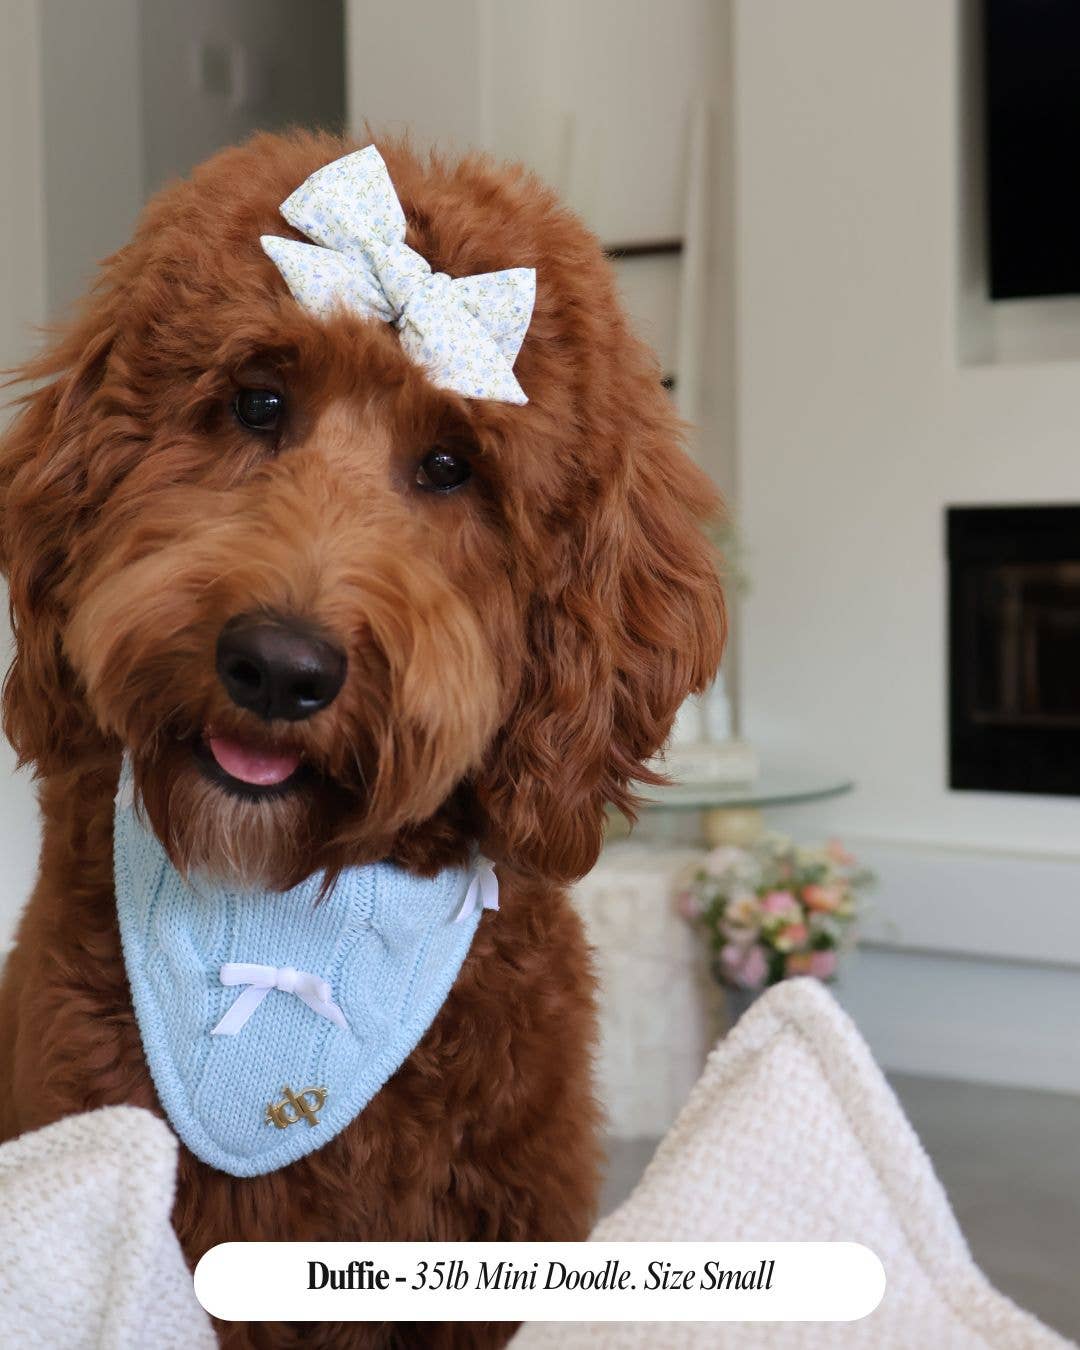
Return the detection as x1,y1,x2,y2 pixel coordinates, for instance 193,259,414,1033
216,615,346,722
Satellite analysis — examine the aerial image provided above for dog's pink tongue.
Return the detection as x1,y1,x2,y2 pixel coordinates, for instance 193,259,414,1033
208,735,301,786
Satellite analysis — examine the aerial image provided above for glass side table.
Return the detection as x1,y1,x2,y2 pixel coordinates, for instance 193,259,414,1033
633,769,855,847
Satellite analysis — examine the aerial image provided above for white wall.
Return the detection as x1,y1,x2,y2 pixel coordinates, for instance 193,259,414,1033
0,0,48,948
1,2,46,349
38,0,143,315
0,0,146,949
346,0,719,243
344,0,735,487
734,0,1080,1088
139,0,344,197
735,0,1080,857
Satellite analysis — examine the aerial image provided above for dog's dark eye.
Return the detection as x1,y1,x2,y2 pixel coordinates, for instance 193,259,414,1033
415,449,472,492
234,388,284,432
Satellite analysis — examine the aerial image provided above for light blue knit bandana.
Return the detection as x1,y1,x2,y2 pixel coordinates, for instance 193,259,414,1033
113,760,496,1177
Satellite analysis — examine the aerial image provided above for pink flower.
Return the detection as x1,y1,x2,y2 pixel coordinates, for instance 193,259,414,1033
810,950,838,979
719,942,768,990
785,949,839,980
826,838,855,867
802,883,844,913
760,889,799,915
675,888,703,921
773,922,809,952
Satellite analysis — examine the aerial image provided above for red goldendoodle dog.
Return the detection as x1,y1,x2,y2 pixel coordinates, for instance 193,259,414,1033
0,132,724,1348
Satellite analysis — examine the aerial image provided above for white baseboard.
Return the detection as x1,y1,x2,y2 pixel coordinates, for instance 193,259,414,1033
837,946,1080,1096
848,836,1080,969
811,836,1080,1093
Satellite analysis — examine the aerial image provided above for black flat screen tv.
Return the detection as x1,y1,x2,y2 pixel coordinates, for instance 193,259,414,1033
984,0,1080,299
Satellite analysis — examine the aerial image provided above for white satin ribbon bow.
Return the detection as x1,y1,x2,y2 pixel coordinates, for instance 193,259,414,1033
211,963,349,1036
261,147,535,405
454,856,500,924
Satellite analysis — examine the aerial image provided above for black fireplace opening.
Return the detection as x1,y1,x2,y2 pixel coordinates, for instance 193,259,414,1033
949,504,1080,795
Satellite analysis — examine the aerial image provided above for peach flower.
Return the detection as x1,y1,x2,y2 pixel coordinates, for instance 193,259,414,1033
772,922,809,952
802,883,844,913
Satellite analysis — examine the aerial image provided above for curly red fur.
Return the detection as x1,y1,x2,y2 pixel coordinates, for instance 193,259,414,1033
0,131,724,1348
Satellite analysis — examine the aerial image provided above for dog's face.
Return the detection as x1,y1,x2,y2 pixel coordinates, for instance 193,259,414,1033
1,133,724,889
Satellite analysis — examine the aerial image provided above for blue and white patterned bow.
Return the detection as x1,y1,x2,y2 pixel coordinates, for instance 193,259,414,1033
260,147,535,405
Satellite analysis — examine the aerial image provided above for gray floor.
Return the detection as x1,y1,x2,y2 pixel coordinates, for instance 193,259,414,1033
602,1074,1080,1344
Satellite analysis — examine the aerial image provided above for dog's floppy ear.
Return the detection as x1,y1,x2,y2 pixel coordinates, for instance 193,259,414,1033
0,315,116,774
477,391,726,884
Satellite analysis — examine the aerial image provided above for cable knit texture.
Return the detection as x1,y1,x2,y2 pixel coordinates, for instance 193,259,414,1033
510,980,1072,1349
0,1106,215,1347
114,759,484,1177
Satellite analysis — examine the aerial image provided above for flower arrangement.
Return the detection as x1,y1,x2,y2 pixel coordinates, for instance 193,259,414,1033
675,835,872,991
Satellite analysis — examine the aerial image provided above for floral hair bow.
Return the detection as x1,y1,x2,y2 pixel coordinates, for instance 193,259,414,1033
261,146,535,405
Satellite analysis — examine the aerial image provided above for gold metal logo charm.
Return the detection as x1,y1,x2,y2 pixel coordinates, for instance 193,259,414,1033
265,1085,327,1129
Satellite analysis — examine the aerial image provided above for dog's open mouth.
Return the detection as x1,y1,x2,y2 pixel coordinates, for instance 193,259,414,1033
193,732,308,799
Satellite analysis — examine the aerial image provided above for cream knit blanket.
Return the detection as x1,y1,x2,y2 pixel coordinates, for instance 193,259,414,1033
0,1105,215,1347
512,978,1073,1348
